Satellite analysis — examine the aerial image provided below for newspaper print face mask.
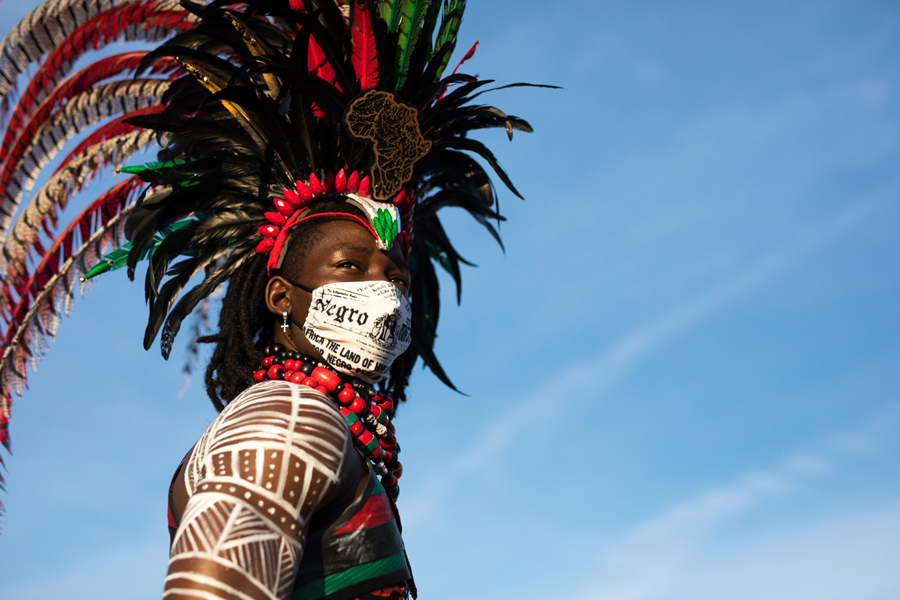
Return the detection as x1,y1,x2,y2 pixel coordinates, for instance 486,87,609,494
288,279,412,383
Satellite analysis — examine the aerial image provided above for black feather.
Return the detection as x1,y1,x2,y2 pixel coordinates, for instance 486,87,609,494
113,0,543,404
160,247,254,359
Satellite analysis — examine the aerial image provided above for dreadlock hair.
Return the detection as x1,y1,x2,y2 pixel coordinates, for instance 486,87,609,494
198,199,422,411
199,253,268,411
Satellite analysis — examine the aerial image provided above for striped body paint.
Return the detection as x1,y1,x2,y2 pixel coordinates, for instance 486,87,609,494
165,381,350,600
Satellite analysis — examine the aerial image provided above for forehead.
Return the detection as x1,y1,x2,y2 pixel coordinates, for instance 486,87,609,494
297,218,406,269
311,218,378,248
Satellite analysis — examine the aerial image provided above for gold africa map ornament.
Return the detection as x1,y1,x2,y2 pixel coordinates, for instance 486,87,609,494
344,90,432,200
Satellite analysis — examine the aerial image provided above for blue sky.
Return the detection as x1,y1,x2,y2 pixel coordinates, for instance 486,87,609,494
0,1,898,599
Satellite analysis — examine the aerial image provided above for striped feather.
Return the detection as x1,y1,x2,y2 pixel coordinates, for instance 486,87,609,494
0,129,157,309
0,0,127,117
0,78,170,243
0,52,177,167
0,0,190,122
53,105,165,175
1,177,143,322
0,180,149,456
1,3,191,154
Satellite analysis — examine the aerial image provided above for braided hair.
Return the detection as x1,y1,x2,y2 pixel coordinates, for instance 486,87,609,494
197,253,269,412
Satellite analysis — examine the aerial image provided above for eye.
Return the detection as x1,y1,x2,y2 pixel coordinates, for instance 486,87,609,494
391,274,410,290
336,260,362,270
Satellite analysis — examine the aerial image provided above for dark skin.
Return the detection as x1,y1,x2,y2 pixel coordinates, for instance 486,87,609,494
170,218,410,541
264,218,411,358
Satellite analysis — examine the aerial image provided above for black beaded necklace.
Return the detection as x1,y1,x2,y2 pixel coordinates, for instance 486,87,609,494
252,344,403,498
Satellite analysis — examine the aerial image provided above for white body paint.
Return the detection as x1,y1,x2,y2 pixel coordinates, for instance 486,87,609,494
165,381,352,600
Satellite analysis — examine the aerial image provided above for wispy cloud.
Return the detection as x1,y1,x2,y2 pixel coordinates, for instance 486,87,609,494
589,195,882,388
403,198,885,525
562,406,900,600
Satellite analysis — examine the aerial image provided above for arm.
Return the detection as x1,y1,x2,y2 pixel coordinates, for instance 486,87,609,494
164,382,357,600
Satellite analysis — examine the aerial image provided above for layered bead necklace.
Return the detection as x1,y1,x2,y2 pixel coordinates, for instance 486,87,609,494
252,343,403,498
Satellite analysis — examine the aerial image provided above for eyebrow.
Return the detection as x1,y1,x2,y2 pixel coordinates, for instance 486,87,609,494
342,243,373,254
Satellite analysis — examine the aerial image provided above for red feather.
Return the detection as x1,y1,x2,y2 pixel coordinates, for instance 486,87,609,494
351,0,379,91
0,178,141,464
0,52,172,166
0,2,193,129
452,40,480,76
308,36,339,88
2,177,141,337
308,34,342,118
436,40,480,102
288,0,341,117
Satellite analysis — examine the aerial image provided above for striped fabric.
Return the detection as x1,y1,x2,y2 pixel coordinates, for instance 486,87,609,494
293,473,411,600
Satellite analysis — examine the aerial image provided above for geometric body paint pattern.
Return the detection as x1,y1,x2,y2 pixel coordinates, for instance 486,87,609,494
164,381,351,600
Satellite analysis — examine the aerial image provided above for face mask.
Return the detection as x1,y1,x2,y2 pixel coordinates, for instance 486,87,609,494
287,279,412,383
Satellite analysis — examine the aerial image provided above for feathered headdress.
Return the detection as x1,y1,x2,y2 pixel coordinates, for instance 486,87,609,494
0,0,544,509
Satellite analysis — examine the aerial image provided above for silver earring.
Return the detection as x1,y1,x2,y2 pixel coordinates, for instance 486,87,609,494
281,310,291,338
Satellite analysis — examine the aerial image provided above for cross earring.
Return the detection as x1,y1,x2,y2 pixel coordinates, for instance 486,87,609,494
282,310,291,339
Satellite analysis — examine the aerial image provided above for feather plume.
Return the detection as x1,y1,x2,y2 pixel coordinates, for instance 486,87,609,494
0,183,145,461
1,51,179,167
0,0,546,485
0,0,128,113
54,106,166,175
0,78,170,243
0,178,146,338
0,1,191,123
0,129,156,310
350,0,378,90
1,3,191,153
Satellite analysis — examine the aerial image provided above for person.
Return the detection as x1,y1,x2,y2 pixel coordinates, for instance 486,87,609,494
0,1,539,598
165,210,416,600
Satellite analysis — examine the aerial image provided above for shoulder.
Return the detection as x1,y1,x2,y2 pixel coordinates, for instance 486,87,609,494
212,380,347,438
188,381,352,493
225,379,344,422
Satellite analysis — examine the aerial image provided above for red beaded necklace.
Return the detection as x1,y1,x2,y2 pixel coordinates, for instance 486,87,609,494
251,344,403,498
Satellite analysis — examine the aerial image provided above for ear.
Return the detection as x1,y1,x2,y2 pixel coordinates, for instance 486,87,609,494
265,276,293,316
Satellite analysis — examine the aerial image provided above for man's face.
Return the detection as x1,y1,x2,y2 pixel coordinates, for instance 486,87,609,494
267,218,410,360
